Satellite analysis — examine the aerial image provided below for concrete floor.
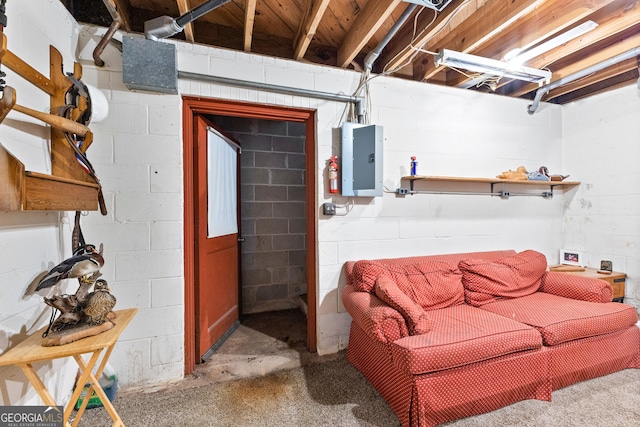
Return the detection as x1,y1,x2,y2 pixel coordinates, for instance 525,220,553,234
179,308,341,390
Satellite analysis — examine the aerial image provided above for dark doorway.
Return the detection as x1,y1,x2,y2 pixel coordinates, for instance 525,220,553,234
182,97,317,375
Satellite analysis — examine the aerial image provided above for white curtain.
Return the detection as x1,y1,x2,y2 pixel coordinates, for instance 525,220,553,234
207,128,238,238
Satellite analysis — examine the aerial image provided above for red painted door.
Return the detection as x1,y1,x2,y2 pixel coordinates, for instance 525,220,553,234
194,116,241,360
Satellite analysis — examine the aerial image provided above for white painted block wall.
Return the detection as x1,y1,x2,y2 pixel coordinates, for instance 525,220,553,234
562,85,640,310
0,0,81,407
4,0,635,404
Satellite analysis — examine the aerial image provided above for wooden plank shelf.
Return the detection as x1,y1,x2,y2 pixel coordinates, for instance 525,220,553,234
0,144,99,212
400,175,580,198
402,175,580,187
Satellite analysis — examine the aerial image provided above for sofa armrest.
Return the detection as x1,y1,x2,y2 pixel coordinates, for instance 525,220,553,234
342,284,408,343
540,271,612,302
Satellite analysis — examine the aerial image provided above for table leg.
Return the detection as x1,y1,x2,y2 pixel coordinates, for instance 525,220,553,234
18,363,72,427
64,349,102,425
73,348,123,427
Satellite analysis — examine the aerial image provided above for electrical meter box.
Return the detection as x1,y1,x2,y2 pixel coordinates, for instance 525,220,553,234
341,122,383,197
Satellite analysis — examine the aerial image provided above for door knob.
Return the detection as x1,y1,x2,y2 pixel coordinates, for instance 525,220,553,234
238,237,245,242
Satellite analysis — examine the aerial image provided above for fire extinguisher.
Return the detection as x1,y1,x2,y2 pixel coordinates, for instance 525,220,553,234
328,155,339,194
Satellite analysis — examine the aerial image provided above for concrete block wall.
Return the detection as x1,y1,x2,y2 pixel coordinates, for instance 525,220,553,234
0,1,83,406
562,85,640,311
208,116,307,313
6,1,626,398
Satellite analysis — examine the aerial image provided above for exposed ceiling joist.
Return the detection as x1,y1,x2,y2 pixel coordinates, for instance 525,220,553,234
244,0,257,51
444,1,609,89
176,0,195,42
415,0,546,81
293,0,331,60
63,0,640,105
337,0,403,68
380,0,472,74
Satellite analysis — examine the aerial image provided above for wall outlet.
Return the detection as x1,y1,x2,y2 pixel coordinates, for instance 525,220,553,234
323,202,336,215
396,188,410,195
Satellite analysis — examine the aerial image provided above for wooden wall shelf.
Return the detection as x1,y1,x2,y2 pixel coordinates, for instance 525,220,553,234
0,144,99,211
400,175,580,198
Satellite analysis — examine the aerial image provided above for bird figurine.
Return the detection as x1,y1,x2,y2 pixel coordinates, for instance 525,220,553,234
36,244,104,291
80,279,116,325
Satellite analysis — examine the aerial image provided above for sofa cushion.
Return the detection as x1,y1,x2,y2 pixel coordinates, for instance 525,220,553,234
375,276,433,335
350,260,389,292
459,250,547,306
541,271,612,302
479,292,639,346
390,305,543,375
382,261,464,310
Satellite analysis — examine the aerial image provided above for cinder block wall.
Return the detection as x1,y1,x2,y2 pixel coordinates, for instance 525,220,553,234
209,116,307,314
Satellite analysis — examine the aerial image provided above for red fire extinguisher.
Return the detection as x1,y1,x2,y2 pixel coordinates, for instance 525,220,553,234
328,155,339,194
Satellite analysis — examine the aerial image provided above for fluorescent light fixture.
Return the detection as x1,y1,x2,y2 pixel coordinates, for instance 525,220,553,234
509,20,598,66
458,20,599,89
402,0,454,12
435,49,552,85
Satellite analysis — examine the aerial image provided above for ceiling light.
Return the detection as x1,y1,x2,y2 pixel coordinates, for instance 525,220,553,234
509,20,598,66
458,20,599,89
402,0,454,12
435,49,552,85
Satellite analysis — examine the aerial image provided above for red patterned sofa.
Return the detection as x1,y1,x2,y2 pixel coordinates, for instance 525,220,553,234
342,250,640,427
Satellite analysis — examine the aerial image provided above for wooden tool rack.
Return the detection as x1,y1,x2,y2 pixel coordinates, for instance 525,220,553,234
0,32,101,212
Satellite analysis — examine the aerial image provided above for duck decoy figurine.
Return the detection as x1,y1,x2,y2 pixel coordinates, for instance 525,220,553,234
36,244,104,291
80,279,116,325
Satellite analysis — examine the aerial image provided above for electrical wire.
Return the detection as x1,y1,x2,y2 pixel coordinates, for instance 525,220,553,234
382,0,472,76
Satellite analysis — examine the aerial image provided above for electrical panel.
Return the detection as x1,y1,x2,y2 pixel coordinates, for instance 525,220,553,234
341,122,383,197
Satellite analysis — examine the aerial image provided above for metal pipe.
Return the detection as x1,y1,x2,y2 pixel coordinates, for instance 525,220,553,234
145,0,232,41
409,190,552,198
93,20,120,67
175,0,231,28
364,4,418,72
94,0,123,66
178,70,367,122
528,46,640,114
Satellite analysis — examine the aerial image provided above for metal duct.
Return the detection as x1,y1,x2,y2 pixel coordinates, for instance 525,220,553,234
178,70,366,122
528,46,640,114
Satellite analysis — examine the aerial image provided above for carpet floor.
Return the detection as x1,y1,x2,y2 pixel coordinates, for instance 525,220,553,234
78,356,639,427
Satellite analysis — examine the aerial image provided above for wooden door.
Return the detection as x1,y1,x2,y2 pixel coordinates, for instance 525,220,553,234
183,97,317,375
194,116,241,360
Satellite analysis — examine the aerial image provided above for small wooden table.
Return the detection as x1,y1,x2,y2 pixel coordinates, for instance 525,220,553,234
0,308,137,427
551,267,626,302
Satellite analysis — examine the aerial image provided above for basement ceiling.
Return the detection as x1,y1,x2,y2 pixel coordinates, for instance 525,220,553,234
61,0,640,105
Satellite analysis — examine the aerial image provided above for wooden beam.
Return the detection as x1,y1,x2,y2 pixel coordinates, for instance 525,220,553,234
414,0,546,81
553,69,638,104
177,0,195,42
546,57,638,100
293,0,330,60
446,0,605,88
244,0,258,52
381,0,477,74
506,1,640,97
523,30,640,103
337,0,403,68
